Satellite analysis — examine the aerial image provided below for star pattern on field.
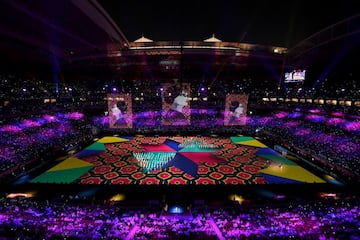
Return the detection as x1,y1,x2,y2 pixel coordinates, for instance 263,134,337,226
134,138,226,177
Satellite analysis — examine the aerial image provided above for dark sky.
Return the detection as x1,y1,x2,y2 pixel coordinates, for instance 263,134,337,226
98,0,359,48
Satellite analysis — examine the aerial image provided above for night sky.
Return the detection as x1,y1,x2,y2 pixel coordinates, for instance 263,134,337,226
98,0,359,47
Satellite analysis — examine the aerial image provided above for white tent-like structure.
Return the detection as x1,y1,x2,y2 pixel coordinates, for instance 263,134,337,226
134,35,153,42
203,34,222,42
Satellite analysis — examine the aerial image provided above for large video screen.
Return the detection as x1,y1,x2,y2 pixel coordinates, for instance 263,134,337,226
284,70,306,83
108,94,133,128
224,94,249,126
161,82,191,126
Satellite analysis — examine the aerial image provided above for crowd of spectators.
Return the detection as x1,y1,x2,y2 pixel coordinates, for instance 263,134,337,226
0,196,358,239
210,198,359,239
0,70,359,183
1,71,358,120
0,66,359,239
0,112,94,182
249,110,360,183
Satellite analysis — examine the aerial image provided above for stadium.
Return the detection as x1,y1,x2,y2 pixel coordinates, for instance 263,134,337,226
0,1,359,239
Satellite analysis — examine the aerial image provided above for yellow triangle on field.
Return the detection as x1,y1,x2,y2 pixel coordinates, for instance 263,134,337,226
235,139,267,148
97,136,129,143
260,165,325,183
47,157,93,172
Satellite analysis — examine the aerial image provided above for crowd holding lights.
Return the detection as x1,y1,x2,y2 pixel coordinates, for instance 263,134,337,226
0,197,358,239
0,70,359,239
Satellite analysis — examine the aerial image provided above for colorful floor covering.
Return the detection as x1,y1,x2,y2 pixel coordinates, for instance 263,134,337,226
31,136,325,185
31,157,94,184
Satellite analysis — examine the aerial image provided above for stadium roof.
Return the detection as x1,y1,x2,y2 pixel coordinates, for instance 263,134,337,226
98,0,360,47
0,0,359,77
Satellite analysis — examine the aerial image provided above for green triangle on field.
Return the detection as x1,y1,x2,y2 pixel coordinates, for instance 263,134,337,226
85,142,106,151
230,136,254,143
31,166,93,184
